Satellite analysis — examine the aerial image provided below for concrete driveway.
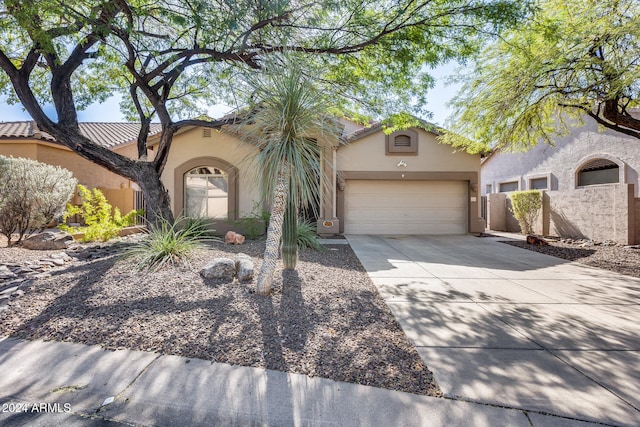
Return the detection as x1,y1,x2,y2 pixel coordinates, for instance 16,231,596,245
346,234,640,427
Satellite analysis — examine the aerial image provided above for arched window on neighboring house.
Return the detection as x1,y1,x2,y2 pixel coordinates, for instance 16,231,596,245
577,158,620,187
184,166,229,218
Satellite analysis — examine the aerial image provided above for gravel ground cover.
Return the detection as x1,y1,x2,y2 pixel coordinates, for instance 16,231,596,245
501,238,640,279
0,236,441,397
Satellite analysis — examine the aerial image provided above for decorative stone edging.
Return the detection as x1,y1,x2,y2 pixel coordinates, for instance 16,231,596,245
0,239,136,313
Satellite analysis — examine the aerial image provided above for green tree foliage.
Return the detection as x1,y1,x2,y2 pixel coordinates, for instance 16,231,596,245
444,0,640,154
226,201,269,240
509,190,542,235
0,156,76,245
60,185,142,242
0,1,530,226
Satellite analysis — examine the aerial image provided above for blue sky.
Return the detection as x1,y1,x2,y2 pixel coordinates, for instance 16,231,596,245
0,62,462,126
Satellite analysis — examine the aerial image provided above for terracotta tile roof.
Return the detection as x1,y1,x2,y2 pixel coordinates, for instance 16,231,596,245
341,122,382,143
0,121,37,138
0,121,163,149
340,116,442,144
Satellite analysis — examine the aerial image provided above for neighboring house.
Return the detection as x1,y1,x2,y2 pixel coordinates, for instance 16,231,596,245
154,118,485,236
0,118,485,236
0,121,162,214
482,118,640,244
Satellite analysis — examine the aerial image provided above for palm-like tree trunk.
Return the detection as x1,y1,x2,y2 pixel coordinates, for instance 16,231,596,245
256,160,290,295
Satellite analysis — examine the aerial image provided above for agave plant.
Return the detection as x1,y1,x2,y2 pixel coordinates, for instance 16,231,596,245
240,63,339,295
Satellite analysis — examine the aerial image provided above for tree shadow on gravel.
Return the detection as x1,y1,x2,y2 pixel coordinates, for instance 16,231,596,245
279,270,307,352
253,270,308,371
0,243,441,396
1,255,249,358
5,256,120,337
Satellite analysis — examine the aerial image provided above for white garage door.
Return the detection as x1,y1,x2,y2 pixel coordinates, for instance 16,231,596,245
344,180,467,234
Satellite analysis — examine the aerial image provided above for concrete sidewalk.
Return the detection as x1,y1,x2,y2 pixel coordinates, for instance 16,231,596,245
0,337,533,426
347,234,640,427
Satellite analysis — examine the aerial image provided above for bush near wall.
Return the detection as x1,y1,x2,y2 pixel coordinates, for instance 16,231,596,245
0,155,77,245
509,190,542,235
60,185,142,242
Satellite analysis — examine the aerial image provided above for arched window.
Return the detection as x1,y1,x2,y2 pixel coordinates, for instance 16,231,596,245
184,166,229,218
577,158,619,186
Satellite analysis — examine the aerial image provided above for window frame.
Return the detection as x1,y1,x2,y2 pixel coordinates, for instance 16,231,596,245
527,172,552,191
184,166,230,219
174,157,239,220
574,154,625,189
498,179,520,193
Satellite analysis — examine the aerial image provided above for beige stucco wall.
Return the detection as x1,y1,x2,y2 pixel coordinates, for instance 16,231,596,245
337,128,480,173
0,141,38,159
488,184,636,244
159,127,261,217
0,139,141,215
548,184,634,244
481,119,640,197
487,193,507,231
0,139,137,190
333,128,484,234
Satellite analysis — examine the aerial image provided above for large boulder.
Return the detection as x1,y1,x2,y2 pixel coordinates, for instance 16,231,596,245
235,253,254,283
22,231,73,250
200,258,235,281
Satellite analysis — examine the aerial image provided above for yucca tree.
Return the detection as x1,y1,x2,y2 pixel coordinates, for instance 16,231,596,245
241,65,339,296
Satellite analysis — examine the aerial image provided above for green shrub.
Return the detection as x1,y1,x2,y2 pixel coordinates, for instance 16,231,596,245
227,201,269,239
509,190,542,234
0,156,77,245
297,218,323,250
125,216,216,271
60,185,142,242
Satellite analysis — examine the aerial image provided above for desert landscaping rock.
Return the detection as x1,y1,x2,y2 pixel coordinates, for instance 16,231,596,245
235,253,254,282
19,232,636,410
0,236,441,397
200,257,236,280
21,231,73,250
0,244,76,312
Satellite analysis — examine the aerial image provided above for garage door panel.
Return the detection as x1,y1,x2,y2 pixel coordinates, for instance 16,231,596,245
344,180,467,235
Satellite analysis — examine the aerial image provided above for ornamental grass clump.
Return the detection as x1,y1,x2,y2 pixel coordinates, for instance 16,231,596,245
125,216,216,271
509,190,542,235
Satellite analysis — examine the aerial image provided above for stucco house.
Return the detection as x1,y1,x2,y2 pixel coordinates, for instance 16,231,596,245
482,117,640,244
0,121,162,214
154,118,484,236
0,118,485,236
